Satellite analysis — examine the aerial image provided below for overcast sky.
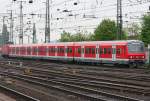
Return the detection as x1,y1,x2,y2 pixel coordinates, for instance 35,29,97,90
0,0,150,44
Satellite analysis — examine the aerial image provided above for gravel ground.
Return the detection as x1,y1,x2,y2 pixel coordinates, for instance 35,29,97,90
0,93,16,101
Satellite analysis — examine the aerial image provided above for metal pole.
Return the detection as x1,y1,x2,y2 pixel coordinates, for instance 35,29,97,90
45,0,47,43
48,0,50,42
117,0,123,40
45,0,50,43
33,23,36,43
30,13,36,43
10,10,14,43
2,16,6,45
19,1,24,44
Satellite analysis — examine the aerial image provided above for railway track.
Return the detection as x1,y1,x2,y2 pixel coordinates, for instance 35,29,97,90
0,59,150,100
0,83,39,101
0,71,141,101
2,59,150,83
30,73,150,95
28,67,150,87
0,58,147,71
0,59,149,78
2,62,150,88
1,60,150,88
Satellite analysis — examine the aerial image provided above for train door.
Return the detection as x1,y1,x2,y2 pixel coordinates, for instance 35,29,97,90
84,46,96,58
67,46,74,57
74,46,81,57
116,45,125,59
112,44,116,61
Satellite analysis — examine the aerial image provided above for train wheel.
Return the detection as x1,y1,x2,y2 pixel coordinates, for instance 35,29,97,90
129,63,137,68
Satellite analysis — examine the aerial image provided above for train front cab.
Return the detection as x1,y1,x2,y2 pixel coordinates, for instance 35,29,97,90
127,41,146,68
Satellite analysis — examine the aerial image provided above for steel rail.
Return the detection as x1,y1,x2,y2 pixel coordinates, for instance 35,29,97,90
2,72,141,101
0,84,40,101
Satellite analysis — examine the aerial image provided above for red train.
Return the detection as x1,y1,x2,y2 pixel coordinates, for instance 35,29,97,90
1,40,146,67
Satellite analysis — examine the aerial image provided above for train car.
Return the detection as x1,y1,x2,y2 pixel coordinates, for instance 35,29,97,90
2,40,146,67
1,44,10,57
74,40,145,67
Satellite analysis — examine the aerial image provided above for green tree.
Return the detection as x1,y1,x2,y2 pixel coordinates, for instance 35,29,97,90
71,33,93,42
141,14,150,46
59,31,71,42
59,31,94,42
93,19,126,41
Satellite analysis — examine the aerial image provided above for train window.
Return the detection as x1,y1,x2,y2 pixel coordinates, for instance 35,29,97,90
57,48,59,53
104,48,107,54
20,48,23,53
49,48,51,53
36,48,39,52
108,48,111,54
85,48,88,54
62,48,65,53
78,48,81,54
99,48,103,54
85,48,90,54
58,48,61,53
82,48,84,54
66,48,68,53
85,48,94,54
12,48,15,54
69,48,72,53
45,47,49,53
27,47,31,54
60,48,64,53
12,48,14,54
67,48,72,53
39,47,43,52
55,48,57,53
58,48,62,53
21,47,24,52
117,48,122,54
53,48,55,53
49,47,55,53
33,48,38,53
128,42,144,53
39,48,42,52
39,47,44,52
57,48,60,53
58,48,64,53
92,48,95,54
89,48,91,54
19,48,21,52
16,47,19,53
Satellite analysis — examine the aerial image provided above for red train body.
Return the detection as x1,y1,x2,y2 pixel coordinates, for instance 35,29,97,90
1,40,146,67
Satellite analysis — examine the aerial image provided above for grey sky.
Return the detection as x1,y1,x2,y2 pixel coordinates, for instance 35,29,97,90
0,0,150,44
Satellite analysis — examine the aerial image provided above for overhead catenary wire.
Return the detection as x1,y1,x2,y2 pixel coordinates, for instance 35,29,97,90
0,0,149,43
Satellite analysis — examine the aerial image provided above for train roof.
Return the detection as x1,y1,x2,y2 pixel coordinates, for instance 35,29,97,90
9,40,143,47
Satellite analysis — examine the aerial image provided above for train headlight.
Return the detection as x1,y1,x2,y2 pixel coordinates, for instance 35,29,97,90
130,56,132,59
